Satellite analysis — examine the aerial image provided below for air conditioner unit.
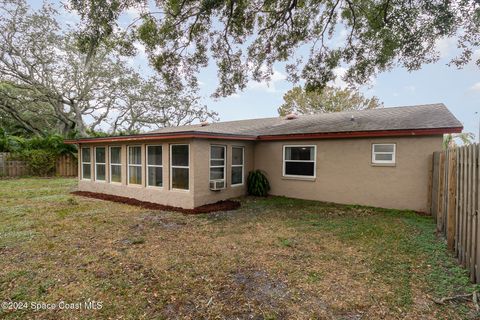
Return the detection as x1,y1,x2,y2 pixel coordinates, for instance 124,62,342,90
209,180,225,191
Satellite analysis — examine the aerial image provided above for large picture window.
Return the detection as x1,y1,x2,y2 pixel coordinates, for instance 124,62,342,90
95,147,106,181
81,147,91,180
210,145,226,181
128,146,142,185
110,146,122,183
171,144,189,190
231,146,244,185
147,145,163,187
372,144,396,164
283,145,316,177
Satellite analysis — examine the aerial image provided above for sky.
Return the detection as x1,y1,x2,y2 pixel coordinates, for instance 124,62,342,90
31,1,480,141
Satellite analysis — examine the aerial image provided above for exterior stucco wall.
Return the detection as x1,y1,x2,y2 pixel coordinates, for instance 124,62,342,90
76,138,254,209
192,139,254,207
77,139,196,209
254,135,442,212
76,135,441,211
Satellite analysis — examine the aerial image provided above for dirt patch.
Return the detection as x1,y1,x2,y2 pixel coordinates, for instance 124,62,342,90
215,268,290,315
71,191,240,214
141,213,187,229
232,268,290,305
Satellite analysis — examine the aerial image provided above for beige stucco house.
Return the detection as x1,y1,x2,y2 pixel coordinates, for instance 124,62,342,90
67,103,462,212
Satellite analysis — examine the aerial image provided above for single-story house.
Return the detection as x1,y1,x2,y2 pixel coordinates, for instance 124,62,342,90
66,103,462,212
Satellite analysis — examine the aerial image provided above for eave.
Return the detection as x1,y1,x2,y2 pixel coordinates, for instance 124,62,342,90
64,126,463,144
256,127,463,141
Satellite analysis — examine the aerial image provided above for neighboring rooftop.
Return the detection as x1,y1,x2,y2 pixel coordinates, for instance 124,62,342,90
67,103,463,143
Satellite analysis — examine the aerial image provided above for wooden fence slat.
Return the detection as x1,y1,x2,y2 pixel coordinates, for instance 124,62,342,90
461,146,467,266
0,152,77,178
447,149,457,250
438,152,446,232
476,144,480,282
466,146,471,271
470,144,477,282
454,149,462,258
462,147,468,267
432,152,440,218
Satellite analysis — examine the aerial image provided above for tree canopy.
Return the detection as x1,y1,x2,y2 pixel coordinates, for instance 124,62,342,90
0,0,217,137
278,86,383,116
70,0,480,97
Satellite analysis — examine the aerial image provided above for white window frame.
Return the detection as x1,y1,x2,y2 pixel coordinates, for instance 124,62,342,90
170,144,190,191
94,146,106,182
231,146,244,186
109,146,122,184
127,145,143,186
282,145,317,178
146,145,163,188
209,145,226,183
81,147,91,180
371,143,396,164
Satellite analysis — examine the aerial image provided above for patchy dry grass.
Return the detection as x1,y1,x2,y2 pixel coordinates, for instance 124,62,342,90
0,178,478,319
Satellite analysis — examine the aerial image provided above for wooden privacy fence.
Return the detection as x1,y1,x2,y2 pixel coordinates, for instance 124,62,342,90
0,152,77,178
55,154,78,177
0,152,28,177
431,143,479,283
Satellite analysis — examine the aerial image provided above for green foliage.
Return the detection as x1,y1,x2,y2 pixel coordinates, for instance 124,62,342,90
72,0,479,97
0,0,216,136
443,132,476,149
278,86,383,116
1,131,76,176
247,170,270,197
12,150,57,176
0,133,76,155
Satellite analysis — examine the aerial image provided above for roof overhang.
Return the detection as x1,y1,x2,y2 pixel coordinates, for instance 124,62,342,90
64,131,257,144
65,126,463,144
257,127,463,141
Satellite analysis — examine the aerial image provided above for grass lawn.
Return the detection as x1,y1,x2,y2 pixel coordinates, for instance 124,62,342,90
0,178,478,319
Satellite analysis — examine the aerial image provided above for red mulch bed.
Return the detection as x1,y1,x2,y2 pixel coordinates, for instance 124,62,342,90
71,191,240,214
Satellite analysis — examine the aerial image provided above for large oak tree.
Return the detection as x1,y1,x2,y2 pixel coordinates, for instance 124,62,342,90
70,0,479,97
0,0,217,137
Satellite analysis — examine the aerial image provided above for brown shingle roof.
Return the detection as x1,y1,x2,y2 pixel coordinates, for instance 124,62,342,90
65,103,463,144
149,103,462,137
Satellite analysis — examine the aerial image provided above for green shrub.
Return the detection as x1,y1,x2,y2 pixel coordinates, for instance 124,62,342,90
247,170,270,197
13,150,57,176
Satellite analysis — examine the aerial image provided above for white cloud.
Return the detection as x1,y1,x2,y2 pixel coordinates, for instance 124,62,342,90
468,82,480,92
247,68,287,93
435,37,456,59
330,67,348,89
125,6,143,19
404,85,416,93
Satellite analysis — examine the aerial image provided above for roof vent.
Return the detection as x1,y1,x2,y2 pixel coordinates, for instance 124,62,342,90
200,121,209,127
350,115,355,121
285,113,298,120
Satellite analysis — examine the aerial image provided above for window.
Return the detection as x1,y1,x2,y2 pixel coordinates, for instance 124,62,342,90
95,147,106,181
147,145,163,187
372,144,396,164
81,147,91,180
283,145,316,177
171,144,189,190
231,146,244,185
128,146,142,185
110,146,122,183
210,145,226,181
